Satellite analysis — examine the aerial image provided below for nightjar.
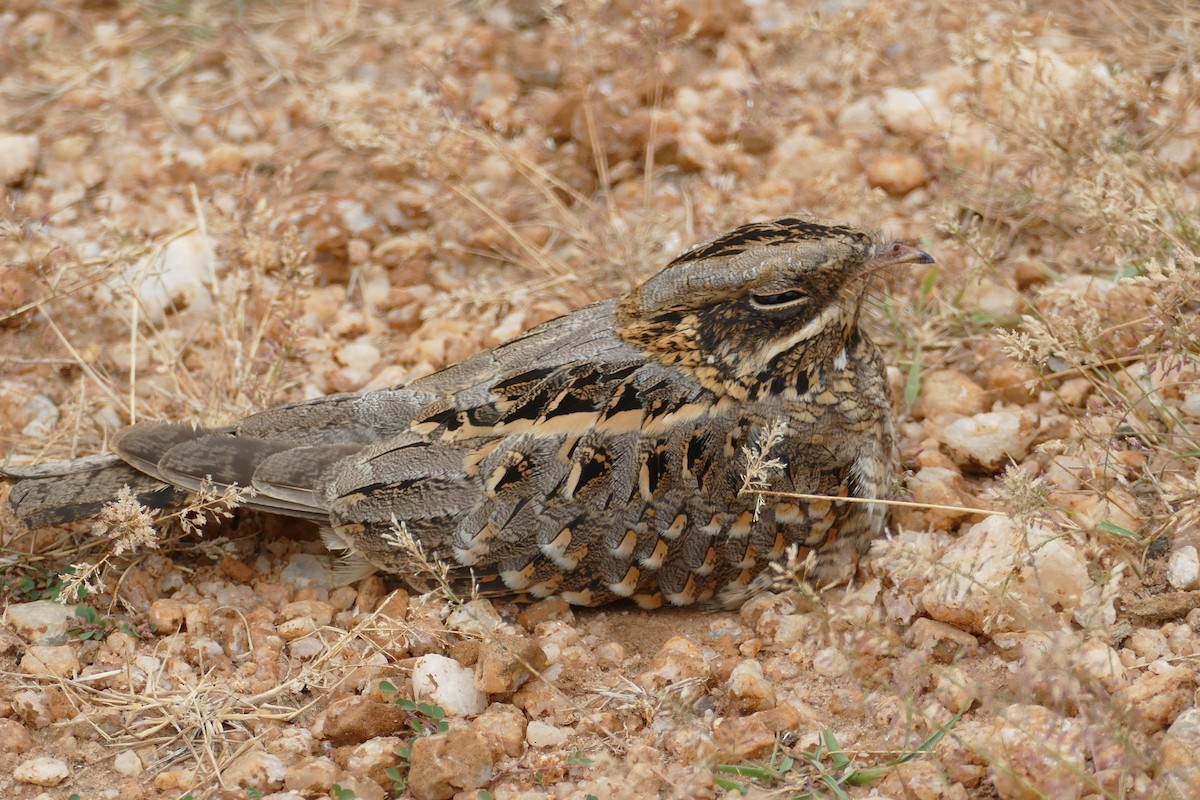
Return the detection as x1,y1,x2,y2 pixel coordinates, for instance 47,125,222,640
4,217,933,608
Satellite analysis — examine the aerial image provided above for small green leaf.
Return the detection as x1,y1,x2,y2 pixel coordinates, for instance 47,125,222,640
1098,520,1141,542
379,680,397,694
904,344,923,407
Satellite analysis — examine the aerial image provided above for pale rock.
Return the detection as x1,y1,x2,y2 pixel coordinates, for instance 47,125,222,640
112,749,144,777
411,654,487,716
940,410,1037,472
280,553,335,589
1181,392,1200,418
446,599,508,638
19,395,59,438
222,749,287,790
20,644,80,678
471,703,527,759
12,689,52,728
931,665,975,714
1128,628,1171,661
280,600,334,627
525,719,571,747
914,369,986,419
1161,708,1200,798
148,598,185,633
1167,546,1200,590
713,704,803,761
1115,662,1193,733
3,601,75,645
727,659,776,711
1072,638,1127,693
110,233,216,325
921,515,1091,634
812,646,849,678
327,774,385,800
474,635,547,694
905,618,979,663
0,718,33,753
342,735,404,786
877,86,952,139
985,705,1084,800
960,278,1022,320
866,154,928,197
768,131,857,183
0,133,39,184
635,636,710,693
13,756,69,787
835,95,881,129
407,728,495,800
283,756,339,793
904,466,978,529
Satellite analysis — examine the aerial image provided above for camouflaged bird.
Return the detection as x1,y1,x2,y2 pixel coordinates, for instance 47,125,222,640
3,217,933,608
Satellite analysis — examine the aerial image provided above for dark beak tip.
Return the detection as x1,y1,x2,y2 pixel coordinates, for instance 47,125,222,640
916,249,935,265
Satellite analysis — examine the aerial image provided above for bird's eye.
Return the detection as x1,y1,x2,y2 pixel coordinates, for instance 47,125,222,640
750,290,807,309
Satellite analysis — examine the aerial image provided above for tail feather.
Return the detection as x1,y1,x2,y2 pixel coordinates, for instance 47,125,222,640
2,455,187,529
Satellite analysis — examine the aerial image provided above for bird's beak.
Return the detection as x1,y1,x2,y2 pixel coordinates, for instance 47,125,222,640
870,242,935,269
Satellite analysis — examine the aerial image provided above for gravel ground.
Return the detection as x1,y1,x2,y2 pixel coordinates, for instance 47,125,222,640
2,1,1199,799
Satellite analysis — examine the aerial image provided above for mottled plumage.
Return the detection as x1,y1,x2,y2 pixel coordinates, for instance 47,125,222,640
4,216,933,608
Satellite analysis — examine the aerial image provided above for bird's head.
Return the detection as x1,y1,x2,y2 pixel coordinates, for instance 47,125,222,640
616,216,933,395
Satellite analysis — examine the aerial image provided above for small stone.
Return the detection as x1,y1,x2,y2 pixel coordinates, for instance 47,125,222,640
148,598,185,633
284,756,339,793
314,696,412,747
112,749,144,777
411,654,487,716
0,133,39,185
960,278,1022,320
12,689,52,728
635,636,710,693
471,703,527,759
1182,392,1200,418
340,735,405,788
13,756,69,787
474,635,547,694
1168,546,1200,590
985,705,1084,800
526,719,571,747
877,86,952,139
221,749,287,790
932,665,975,715
866,154,929,197
280,554,335,589
1162,708,1200,798
3,601,75,645
906,618,979,662
811,646,849,678
517,596,573,629
940,410,1037,472
0,718,33,753
218,557,255,583
1114,662,1193,734
20,644,80,678
1072,638,1127,693
407,728,495,800
914,369,987,419
921,515,1090,634
713,704,803,761
282,600,335,627
726,659,776,712
446,599,507,638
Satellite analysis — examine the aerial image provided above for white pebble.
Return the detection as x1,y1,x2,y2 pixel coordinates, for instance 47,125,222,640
0,133,39,185
525,720,570,748
1168,546,1200,590
14,756,69,787
411,654,487,716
